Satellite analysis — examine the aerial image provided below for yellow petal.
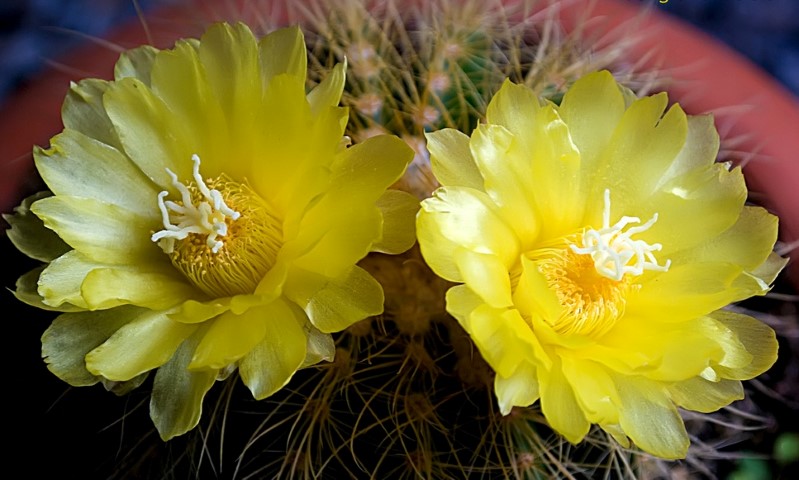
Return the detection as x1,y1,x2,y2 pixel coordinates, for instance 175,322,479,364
658,114,720,182
42,306,143,386
538,359,590,444
114,44,158,84
199,22,260,126
597,95,687,212
301,323,335,368
512,256,563,322
470,124,540,244
709,310,778,380
444,284,484,330
61,79,122,149
80,265,196,311
150,328,217,440
558,71,625,184
288,135,412,277
495,361,539,415
32,196,161,264
469,304,543,378
615,376,689,459
103,76,195,190
35,129,160,218
15,266,81,312
670,206,778,271
189,304,273,370
417,186,519,282
38,250,98,308
627,262,767,321
239,299,307,399
86,309,196,381
668,377,743,413
148,39,228,178
259,26,307,88
285,265,383,333
426,128,484,190
371,189,419,254
3,192,69,262
561,357,620,425
646,164,747,256
307,61,346,116
454,248,513,308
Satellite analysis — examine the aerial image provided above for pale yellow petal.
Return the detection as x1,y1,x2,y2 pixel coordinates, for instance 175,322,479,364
469,304,543,378
426,128,483,190
538,360,590,444
285,265,383,333
657,114,720,184
199,22,260,126
512,256,563,322
239,299,307,399
189,305,273,370
627,262,767,321
668,377,743,413
104,76,198,189
558,70,625,185
61,79,121,149
259,26,307,88
709,310,778,380
301,323,335,368
418,186,520,282
86,309,196,381
595,95,687,212
38,250,98,308
3,192,69,262
454,249,512,308
750,252,788,286
670,206,778,271
14,266,81,312
646,164,747,255
615,376,689,459
470,124,540,244
307,61,345,116
148,39,228,178
150,328,218,440
371,189,419,254
444,284,484,330
561,357,620,425
495,361,539,415
80,265,196,310
114,45,158,84
32,195,161,264
42,306,143,386
35,129,160,218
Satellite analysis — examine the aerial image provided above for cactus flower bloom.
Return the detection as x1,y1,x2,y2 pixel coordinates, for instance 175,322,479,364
416,71,783,459
9,22,416,440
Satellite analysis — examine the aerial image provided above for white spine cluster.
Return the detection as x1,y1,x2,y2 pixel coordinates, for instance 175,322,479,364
151,154,240,254
570,189,671,281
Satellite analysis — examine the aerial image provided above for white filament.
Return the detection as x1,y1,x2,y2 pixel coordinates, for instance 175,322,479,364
570,189,671,281
151,154,240,254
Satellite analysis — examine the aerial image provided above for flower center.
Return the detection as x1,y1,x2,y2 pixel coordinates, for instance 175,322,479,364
570,189,670,281
528,190,670,337
151,155,282,298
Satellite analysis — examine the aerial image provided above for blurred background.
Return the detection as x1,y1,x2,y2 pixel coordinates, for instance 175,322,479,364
0,0,797,106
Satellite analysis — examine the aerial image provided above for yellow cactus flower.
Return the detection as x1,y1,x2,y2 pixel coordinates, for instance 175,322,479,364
416,71,784,459
11,22,416,440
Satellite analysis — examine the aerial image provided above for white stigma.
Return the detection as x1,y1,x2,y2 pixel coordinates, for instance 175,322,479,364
570,189,671,281
151,154,240,254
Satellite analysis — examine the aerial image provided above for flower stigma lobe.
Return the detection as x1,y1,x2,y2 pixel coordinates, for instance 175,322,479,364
152,154,241,255
570,189,670,282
